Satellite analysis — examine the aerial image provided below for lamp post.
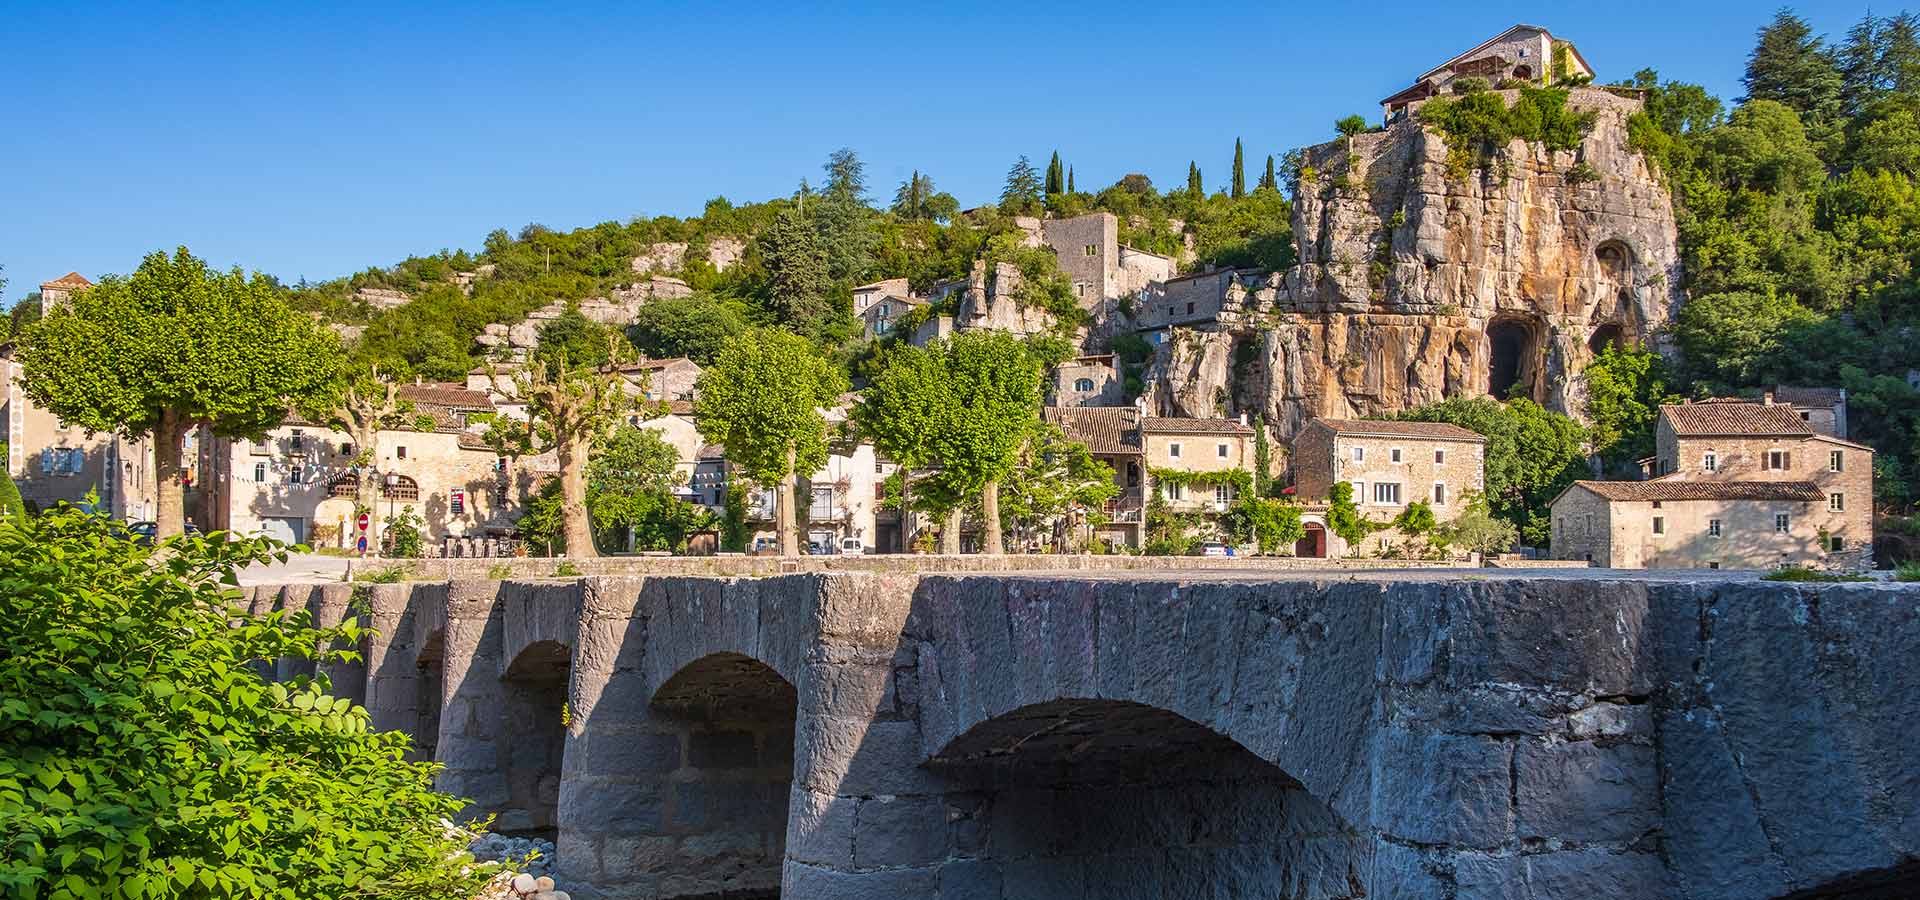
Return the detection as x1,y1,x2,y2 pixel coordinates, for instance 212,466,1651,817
384,472,398,554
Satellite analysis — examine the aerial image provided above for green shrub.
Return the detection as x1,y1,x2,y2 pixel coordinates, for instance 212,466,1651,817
0,507,495,898
353,564,409,583
1895,561,1920,582
554,561,584,577
486,563,514,579
1761,565,1870,582
386,505,425,558
1419,86,1596,180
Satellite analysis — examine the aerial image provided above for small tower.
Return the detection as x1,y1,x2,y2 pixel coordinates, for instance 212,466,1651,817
39,272,92,316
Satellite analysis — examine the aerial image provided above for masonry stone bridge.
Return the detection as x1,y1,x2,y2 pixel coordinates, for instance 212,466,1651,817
248,574,1920,899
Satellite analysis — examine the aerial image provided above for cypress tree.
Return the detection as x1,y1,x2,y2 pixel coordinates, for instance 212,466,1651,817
1261,154,1277,190
1045,151,1064,195
1067,166,1075,194
1187,162,1203,198
1251,419,1270,496
1231,138,1246,198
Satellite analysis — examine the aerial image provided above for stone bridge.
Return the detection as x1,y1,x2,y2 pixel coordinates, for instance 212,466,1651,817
249,574,1920,899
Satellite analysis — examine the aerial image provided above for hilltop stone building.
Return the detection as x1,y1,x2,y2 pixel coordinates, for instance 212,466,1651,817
1292,418,1489,558
1380,24,1595,120
1043,405,1254,550
1551,399,1875,569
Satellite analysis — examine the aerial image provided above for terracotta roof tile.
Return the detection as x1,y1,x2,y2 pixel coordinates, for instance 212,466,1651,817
1771,385,1844,407
1661,402,1813,437
1572,480,1825,502
1144,416,1254,436
1316,418,1487,442
398,383,494,409
1044,406,1142,455
41,272,91,290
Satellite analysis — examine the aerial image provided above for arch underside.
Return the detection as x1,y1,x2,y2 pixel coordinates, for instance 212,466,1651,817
500,640,571,837
1776,861,1920,899
928,699,1366,899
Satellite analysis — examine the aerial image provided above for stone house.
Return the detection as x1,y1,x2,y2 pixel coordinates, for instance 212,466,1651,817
1769,385,1848,439
1045,406,1148,549
215,384,512,551
857,293,925,341
611,357,702,403
38,271,91,316
853,278,912,315
1291,418,1489,558
2,344,158,522
1557,399,1874,569
1050,355,1125,407
1380,24,1595,120
1143,415,1257,515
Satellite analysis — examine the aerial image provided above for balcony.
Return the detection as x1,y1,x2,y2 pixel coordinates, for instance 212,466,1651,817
1105,492,1145,523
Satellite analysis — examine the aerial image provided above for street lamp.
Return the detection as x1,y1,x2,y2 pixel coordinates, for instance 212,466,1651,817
384,472,398,553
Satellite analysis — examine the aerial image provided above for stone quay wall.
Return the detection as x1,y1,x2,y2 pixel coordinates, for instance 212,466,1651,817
240,575,1920,899
349,552,1477,582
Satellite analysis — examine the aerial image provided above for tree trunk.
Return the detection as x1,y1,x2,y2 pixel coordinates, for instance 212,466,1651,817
779,445,801,557
941,507,961,555
153,409,187,540
557,434,597,558
982,480,1004,554
354,424,380,555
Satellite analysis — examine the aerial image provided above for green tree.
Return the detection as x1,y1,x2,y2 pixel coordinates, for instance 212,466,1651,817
1671,288,1819,385
320,365,430,553
853,341,949,549
816,148,877,282
586,424,689,552
17,248,340,539
759,206,838,338
1046,151,1065,195
1336,114,1370,137
1002,156,1043,214
1231,138,1246,198
0,509,495,898
929,332,1047,554
535,308,618,369
1186,161,1204,198
1224,497,1305,554
891,170,946,220
694,329,847,556
1584,344,1678,471
995,421,1117,552
1392,397,1588,547
1067,166,1076,193
386,504,425,557
625,293,750,365
1437,491,1520,556
1326,481,1372,547
1390,500,1439,555
1251,415,1272,495
483,362,641,558
1260,154,1278,191
1744,8,1844,126
0,442,24,521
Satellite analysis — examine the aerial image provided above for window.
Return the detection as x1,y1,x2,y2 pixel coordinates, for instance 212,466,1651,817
1703,452,1717,472
383,476,420,501
397,446,408,460
254,462,267,482
874,460,884,474
1708,518,1722,537
1765,449,1789,470
1373,482,1402,505
1390,448,1402,463
290,430,305,452
1830,535,1846,552
1167,306,1176,317
1163,482,1185,501
1076,283,1088,297
289,464,305,485
1216,443,1229,458
1801,411,1811,421
328,473,358,498
1215,483,1232,503
494,457,508,473
1433,482,1447,505
1652,516,1665,535
1185,302,1195,315
1169,442,1182,458
1354,482,1365,503
1083,244,1098,257
1829,492,1845,512
1775,513,1791,533
1652,501,1662,509
450,489,465,515
1830,450,1844,472
1353,447,1365,462
1709,562,1720,570
1074,377,1095,392
1435,449,1446,464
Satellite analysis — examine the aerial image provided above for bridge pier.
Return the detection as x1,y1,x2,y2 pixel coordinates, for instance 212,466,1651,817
313,574,1919,900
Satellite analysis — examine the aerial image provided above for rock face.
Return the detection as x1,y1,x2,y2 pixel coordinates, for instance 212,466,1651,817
1145,88,1682,441
257,573,1920,900
354,287,413,311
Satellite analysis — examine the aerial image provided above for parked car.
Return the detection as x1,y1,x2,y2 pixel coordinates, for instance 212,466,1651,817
807,540,834,556
127,520,201,546
839,536,867,555
750,536,778,556
1194,541,1231,558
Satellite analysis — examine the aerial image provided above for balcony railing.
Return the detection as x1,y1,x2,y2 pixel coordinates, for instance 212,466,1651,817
1105,494,1144,523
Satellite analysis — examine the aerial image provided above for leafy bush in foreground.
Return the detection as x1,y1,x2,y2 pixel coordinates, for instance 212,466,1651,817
0,509,494,899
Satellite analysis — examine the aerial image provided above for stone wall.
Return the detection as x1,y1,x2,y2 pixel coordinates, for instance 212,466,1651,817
258,573,1920,899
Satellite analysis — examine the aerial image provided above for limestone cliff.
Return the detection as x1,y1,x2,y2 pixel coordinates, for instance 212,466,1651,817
1144,88,1681,441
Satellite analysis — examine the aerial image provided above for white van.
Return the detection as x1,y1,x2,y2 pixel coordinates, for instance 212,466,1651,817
839,536,867,555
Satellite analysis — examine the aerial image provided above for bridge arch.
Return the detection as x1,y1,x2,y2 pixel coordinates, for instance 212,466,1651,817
497,638,571,838
410,627,445,763
927,698,1367,897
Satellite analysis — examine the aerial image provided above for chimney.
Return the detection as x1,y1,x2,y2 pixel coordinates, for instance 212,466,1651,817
1762,389,1775,406
1238,412,1249,426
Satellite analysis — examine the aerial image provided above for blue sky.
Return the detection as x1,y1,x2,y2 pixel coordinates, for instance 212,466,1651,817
0,1,1876,301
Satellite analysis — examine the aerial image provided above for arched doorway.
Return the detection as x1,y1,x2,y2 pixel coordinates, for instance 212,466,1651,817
412,629,445,763
499,640,570,839
1513,63,1534,81
1297,521,1329,558
928,699,1366,898
1487,316,1543,401
639,652,796,899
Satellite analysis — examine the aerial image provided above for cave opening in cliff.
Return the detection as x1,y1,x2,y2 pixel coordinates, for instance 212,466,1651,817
1588,323,1624,355
929,699,1366,898
1595,240,1633,284
1488,317,1542,401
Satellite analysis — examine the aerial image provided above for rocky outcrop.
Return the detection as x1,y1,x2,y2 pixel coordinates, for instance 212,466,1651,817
1145,88,1682,441
355,287,413,311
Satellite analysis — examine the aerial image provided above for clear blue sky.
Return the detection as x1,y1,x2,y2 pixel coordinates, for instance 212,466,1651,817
0,0,1875,302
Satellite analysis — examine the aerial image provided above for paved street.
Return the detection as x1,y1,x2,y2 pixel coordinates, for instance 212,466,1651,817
238,553,354,585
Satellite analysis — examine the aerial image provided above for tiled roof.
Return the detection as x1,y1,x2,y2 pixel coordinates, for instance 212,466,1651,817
1315,418,1487,442
1661,402,1813,437
1044,406,1141,455
697,444,726,460
398,383,494,409
456,432,495,451
1572,480,1825,502
612,357,697,372
1772,385,1844,407
41,272,91,289
1144,416,1254,436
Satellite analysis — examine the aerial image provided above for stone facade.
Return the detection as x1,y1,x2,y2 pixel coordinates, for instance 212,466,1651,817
856,293,923,341
256,573,1920,900
1049,355,1124,407
1142,416,1255,515
1381,25,1595,119
1144,86,1681,444
1292,418,1488,558
1,348,157,521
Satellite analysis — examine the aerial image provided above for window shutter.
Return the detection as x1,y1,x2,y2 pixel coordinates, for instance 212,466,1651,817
1783,451,1791,471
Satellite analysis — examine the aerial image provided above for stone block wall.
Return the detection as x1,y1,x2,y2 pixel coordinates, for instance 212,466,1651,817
262,573,1920,899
